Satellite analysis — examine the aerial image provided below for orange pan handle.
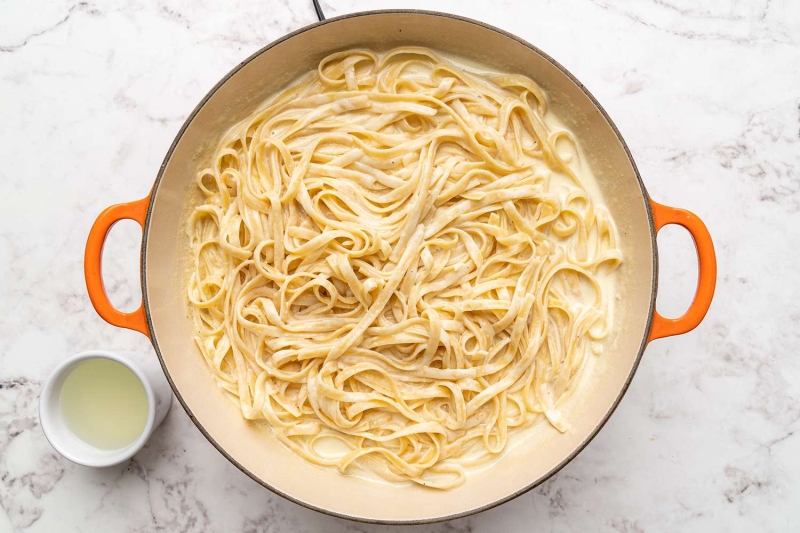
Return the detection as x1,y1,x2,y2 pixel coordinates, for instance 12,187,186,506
84,196,151,339
648,199,717,342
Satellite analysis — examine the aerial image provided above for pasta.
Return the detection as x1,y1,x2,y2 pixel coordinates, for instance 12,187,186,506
186,47,621,489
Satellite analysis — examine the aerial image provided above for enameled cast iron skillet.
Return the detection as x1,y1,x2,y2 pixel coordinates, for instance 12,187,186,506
84,11,716,524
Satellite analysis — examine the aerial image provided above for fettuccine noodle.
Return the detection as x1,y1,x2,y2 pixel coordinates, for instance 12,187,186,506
187,47,621,489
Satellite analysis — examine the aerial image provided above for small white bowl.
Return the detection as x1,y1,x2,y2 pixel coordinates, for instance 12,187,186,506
39,350,172,467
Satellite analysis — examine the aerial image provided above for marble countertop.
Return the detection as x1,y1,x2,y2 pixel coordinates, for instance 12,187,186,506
2,0,799,531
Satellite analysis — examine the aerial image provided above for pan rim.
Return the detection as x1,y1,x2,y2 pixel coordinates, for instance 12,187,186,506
140,8,657,525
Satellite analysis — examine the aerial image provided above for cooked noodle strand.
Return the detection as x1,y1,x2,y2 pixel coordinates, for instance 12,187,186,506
187,47,621,489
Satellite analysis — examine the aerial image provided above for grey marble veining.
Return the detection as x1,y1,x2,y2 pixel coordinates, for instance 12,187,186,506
1,0,798,531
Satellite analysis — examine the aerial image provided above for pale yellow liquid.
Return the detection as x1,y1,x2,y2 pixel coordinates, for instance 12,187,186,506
60,358,148,450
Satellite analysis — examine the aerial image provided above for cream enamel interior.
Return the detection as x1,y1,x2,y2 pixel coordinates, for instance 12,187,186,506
142,12,654,523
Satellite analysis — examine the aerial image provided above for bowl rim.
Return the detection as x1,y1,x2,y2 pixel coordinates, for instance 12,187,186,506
139,9,657,525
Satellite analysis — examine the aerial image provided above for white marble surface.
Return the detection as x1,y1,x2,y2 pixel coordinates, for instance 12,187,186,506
1,0,799,530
